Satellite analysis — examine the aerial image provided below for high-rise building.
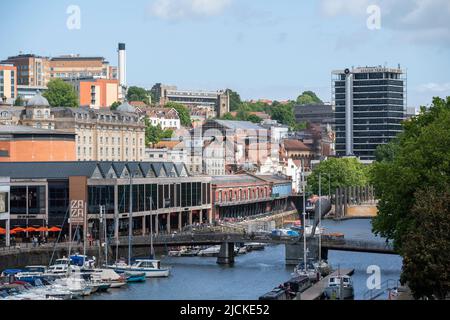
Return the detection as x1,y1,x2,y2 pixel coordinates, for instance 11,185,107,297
0,64,17,104
332,66,406,161
1,54,49,87
49,55,115,80
2,53,117,88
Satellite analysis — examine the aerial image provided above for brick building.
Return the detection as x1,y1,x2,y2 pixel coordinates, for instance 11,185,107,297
0,125,76,162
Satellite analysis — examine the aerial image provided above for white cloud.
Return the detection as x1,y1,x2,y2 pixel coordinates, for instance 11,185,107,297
417,82,450,93
320,0,450,47
149,0,232,20
321,0,371,17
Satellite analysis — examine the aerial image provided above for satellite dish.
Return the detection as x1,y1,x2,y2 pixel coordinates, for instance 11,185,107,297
344,68,350,75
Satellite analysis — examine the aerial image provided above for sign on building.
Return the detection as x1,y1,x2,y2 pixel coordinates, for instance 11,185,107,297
70,200,85,225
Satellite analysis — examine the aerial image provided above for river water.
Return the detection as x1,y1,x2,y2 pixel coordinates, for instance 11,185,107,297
89,219,402,300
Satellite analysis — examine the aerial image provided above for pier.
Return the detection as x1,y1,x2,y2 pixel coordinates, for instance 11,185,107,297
298,269,355,300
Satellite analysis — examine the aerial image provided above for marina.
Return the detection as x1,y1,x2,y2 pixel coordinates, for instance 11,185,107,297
0,219,402,300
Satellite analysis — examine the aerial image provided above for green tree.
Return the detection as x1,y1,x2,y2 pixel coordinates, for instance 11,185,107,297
246,114,262,124
270,103,296,128
165,101,191,127
14,95,25,106
127,86,150,104
226,89,242,111
145,119,174,145
110,101,121,111
221,112,235,120
296,91,323,105
43,79,79,107
374,141,399,162
371,97,450,252
307,158,369,195
400,186,450,300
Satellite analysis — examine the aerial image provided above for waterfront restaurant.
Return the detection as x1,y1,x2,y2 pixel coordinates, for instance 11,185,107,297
0,161,212,244
211,173,293,221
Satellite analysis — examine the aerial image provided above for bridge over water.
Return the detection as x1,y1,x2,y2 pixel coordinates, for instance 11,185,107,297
115,230,396,265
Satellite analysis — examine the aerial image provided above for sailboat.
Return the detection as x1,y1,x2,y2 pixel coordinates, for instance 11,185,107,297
107,196,170,278
292,160,321,283
313,173,332,277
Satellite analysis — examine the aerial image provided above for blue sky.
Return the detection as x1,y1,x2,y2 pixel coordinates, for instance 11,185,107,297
1,0,449,107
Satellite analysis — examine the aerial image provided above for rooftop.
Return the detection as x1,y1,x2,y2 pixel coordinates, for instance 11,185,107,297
0,125,73,136
211,174,262,185
213,119,265,131
0,161,190,180
283,139,311,152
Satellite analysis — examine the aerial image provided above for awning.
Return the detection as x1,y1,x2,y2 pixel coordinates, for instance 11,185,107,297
25,227,38,232
36,227,48,232
11,227,26,233
48,227,62,232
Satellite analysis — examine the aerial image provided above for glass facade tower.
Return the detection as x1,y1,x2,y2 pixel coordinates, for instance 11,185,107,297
332,66,406,161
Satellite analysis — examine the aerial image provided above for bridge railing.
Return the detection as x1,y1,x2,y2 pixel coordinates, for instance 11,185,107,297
322,238,394,252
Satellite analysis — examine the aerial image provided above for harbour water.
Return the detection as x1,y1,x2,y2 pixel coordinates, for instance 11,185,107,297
88,219,402,300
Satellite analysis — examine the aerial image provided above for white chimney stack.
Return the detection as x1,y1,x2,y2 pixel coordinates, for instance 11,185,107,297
118,43,127,101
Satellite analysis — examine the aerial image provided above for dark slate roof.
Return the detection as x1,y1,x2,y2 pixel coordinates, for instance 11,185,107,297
174,163,186,176
0,162,99,179
0,162,189,180
163,163,175,176
151,162,165,177
0,125,74,136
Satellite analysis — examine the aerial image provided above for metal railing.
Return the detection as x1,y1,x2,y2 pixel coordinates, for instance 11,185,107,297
363,279,400,300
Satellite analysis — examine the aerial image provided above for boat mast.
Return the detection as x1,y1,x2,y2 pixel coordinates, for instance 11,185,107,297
319,173,322,262
128,172,133,266
302,159,307,273
149,197,154,259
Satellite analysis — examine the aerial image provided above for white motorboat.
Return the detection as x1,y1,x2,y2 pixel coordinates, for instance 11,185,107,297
324,275,354,300
107,259,170,278
198,245,221,257
88,269,127,289
235,246,247,255
53,274,94,297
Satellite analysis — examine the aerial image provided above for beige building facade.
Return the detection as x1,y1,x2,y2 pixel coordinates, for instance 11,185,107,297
18,94,145,162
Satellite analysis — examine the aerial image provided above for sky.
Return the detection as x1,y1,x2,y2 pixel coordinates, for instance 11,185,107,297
1,0,449,108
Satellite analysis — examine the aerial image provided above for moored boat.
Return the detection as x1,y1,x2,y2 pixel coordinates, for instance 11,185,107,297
125,271,146,283
108,259,170,278
324,275,354,300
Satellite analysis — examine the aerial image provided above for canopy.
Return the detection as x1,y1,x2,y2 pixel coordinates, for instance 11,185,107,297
11,227,26,233
24,227,38,232
9,230,17,235
0,228,5,235
48,226,62,232
36,227,48,232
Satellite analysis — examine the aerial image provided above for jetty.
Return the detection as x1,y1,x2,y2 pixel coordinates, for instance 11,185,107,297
298,268,355,300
